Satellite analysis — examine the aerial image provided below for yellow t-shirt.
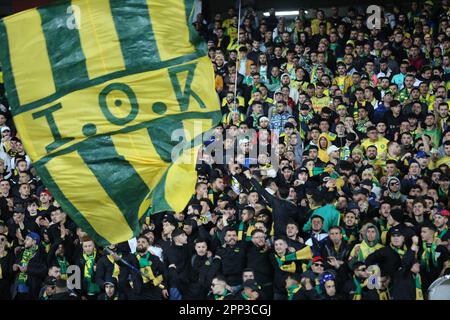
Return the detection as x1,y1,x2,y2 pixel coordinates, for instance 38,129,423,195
311,19,331,35
291,80,309,93
428,101,450,112
361,137,389,154
311,95,331,113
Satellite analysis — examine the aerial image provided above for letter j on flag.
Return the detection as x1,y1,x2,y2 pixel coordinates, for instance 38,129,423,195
0,0,221,245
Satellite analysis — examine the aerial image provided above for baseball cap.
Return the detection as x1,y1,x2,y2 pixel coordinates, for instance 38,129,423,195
298,167,309,175
436,209,450,217
239,138,250,145
360,179,373,187
390,227,403,237
312,256,324,264
348,202,360,211
243,279,261,292
415,151,429,159
326,145,339,155
0,126,10,133
27,232,41,244
44,276,57,286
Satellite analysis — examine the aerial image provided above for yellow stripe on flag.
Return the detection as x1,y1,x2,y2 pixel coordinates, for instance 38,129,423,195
46,151,134,244
13,57,217,162
77,0,126,79
111,129,169,218
146,0,195,61
165,145,199,213
182,118,213,144
5,9,55,105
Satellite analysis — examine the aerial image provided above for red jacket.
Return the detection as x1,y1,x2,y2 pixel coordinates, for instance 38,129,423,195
408,56,425,71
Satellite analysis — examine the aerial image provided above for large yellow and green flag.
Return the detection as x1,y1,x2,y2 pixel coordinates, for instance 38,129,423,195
0,0,221,245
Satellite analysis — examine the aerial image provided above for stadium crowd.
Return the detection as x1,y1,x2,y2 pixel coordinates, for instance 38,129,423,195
0,0,450,300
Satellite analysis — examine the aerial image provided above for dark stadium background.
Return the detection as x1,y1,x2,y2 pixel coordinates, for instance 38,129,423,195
0,0,415,18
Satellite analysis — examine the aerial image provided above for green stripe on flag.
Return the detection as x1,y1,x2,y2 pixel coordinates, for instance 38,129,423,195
35,163,109,246
147,116,187,163
0,20,20,109
11,51,202,117
184,0,206,55
77,135,150,233
110,0,160,70
38,2,90,92
148,169,172,213
34,110,222,167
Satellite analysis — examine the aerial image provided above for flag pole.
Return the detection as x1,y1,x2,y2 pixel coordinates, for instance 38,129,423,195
233,0,242,112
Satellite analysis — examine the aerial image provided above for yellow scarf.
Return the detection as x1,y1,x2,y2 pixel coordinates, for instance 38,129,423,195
358,241,384,261
106,254,121,281
377,288,390,300
83,249,97,280
0,250,6,280
136,252,163,286
415,274,424,300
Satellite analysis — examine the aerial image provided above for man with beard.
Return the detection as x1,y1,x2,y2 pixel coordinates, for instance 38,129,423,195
214,227,246,292
433,209,450,246
12,233,47,300
321,227,351,286
365,145,384,169
244,229,274,299
342,260,375,300
350,148,366,172
122,235,168,300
